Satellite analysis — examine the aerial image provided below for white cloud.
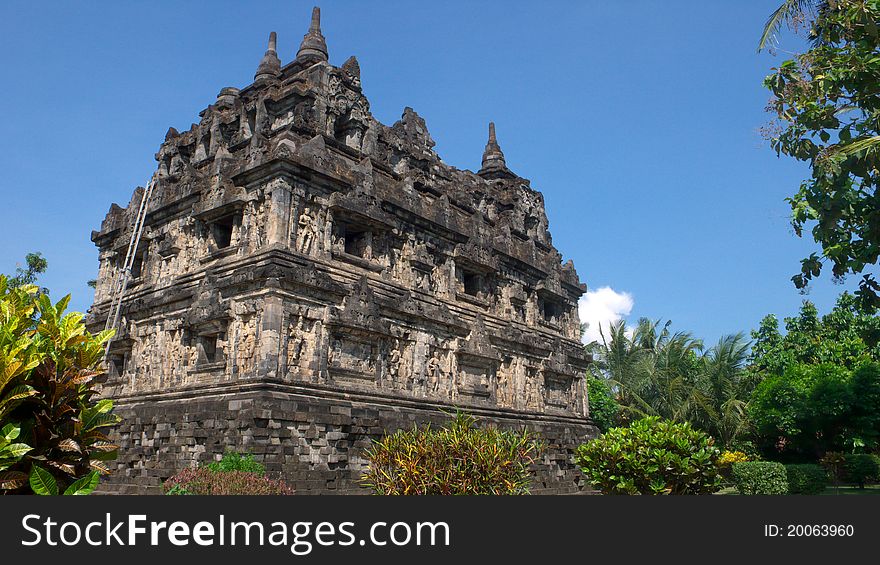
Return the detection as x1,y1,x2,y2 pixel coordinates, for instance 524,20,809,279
578,286,634,345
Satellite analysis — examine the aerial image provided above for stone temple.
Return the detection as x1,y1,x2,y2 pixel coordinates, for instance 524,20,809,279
88,7,597,494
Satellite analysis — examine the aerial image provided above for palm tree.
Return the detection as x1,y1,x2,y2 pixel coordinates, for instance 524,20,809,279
589,320,753,448
758,0,821,51
696,333,753,447
591,318,705,424
589,320,650,422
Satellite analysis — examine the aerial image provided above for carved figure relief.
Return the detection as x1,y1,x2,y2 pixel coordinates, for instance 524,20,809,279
386,339,402,384
426,349,444,394
286,314,317,374
237,316,258,375
297,207,317,254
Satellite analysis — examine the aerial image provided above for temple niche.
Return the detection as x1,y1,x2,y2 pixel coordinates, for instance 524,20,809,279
88,7,596,494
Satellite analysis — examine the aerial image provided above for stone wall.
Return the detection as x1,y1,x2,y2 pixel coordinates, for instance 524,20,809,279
100,381,597,495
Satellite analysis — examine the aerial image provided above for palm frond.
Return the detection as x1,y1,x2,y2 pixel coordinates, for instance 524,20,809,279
829,135,880,157
758,0,817,51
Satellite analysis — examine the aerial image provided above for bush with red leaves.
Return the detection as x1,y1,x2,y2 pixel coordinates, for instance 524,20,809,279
163,467,293,495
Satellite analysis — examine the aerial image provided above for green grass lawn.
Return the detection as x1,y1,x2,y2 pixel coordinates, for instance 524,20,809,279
819,484,880,495
715,484,880,495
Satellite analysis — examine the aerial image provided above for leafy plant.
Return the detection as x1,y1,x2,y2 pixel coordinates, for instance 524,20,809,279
574,416,722,495
29,465,100,496
0,423,32,489
785,464,828,494
0,276,119,495
731,461,789,495
163,467,293,495
164,450,290,495
843,453,880,488
204,451,265,475
165,484,191,496
361,412,540,495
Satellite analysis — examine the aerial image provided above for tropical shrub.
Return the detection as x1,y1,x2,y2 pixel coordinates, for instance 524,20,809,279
164,467,293,495
785,464,828,495
0,424,31,480
361,412,539,495
843,454,880,488
0,277,118,495
731,461,788,495
717,450,751,483
574,417,721,495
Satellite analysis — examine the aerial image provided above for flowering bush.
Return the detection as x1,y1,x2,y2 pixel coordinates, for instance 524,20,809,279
718,450,751,468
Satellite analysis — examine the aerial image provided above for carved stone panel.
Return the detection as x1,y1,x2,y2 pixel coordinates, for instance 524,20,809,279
328,332,379,386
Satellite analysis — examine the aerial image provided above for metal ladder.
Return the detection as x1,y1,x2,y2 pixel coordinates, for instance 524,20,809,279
103,177,156,361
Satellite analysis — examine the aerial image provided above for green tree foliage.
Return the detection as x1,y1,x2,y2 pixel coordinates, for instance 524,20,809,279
749,361,880,458
361,412,539,495
748,293,880,379
574,417,722,495
6,252,47,289
762,0,880,308
747,294,880,458
585,375,618,433
849,361,880,442
0,276,118,495
589,319,753,448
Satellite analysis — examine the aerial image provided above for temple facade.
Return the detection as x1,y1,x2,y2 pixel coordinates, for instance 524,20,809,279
88,7,597,494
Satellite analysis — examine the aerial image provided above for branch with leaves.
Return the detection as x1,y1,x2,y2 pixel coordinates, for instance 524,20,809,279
763,0,880,310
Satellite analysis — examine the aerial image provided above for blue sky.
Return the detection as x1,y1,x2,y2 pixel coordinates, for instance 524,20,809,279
0,1,844,346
